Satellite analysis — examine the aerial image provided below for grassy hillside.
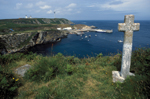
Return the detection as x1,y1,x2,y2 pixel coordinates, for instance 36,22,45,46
0,47,150,99
0,18,73,35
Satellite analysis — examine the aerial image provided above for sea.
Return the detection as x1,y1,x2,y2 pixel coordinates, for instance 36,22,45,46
29,20,150,58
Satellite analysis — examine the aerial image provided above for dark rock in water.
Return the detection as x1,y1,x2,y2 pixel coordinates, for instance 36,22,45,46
14,64,32,77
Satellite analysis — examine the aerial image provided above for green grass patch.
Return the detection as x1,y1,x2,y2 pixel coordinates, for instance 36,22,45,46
0,48,149,99
0,18,72,35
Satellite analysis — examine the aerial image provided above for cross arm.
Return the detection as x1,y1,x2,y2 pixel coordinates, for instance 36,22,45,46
118,23,126,31
132,23,140,31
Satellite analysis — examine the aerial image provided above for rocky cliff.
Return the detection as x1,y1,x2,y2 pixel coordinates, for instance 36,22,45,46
0,30,68,55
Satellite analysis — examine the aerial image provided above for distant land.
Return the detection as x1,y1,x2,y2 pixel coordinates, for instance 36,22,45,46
0,18,92,55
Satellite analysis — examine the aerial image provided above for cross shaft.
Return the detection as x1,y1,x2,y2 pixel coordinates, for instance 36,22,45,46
118,15,140,78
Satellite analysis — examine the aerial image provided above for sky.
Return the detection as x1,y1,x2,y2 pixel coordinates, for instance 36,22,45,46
0,0,150,20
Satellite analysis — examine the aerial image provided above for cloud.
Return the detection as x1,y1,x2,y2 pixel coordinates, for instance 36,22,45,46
40,5,51,9
36,1,45,6
47,10,53,14
66,3,76,8
26,3,33,8
87,0,149,15
15,3,22,9
36,10,41,13
87,5,96,7
100,0,149,12
54,7,81,15
77,11,81,13
109,0,123,5
68,9,72,11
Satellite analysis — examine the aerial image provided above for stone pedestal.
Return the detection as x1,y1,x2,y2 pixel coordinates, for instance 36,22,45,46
112,71,125,83
112,71,135,83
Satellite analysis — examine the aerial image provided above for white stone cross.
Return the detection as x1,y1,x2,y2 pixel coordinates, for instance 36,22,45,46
112,15,140,83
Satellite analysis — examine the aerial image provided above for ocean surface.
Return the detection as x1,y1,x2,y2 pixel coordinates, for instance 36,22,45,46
29,20,150,58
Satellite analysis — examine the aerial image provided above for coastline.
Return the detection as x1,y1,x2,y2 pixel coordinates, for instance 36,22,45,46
0,30,69,55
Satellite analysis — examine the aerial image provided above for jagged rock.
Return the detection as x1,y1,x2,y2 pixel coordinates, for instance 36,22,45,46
0,48,7,55
0,30,68,54
14,64,32,77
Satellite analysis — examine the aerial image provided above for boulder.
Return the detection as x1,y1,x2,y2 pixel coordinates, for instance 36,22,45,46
14,64,32,77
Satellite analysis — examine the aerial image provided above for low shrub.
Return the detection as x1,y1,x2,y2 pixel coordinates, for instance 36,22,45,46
65,64,73,75
113,47,150,98
66,56,81,64
24,57,67,83
73,57,81,64
55,52,64,58
114,75,148,99
96,53,103,58
0,52,36,65
0,65,22,99
24,52,37,61
0,53,24,65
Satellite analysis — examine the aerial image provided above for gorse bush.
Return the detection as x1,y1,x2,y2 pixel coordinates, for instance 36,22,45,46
65,64,73,75
24,56,67,83
113,47,150,98
96,53,103,58
0,53,24,65
0,48,149,98
55,52,64,58
131,48,150,98
0,65,22,99
24,52,37,61
0,52,37,65
66,56,76,64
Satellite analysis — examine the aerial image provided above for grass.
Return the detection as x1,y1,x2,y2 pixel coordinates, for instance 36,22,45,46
0,48,150,99
0,18,72,35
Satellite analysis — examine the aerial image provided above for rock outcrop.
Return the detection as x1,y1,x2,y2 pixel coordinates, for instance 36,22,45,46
14,64,32,77
0,30,69,55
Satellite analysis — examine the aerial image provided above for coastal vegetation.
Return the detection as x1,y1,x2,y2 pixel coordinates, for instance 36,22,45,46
0,18,73,35
0,18,75,55
0,47,149,99
0,18,149,99
0,18,95,56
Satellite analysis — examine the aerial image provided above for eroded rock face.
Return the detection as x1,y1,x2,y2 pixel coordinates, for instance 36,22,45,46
0,30,68,54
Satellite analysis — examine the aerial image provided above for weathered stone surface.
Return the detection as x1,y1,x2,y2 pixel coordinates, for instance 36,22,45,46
14,64,32,77
119,15,140,79
112,71,125,83
112,15,140,83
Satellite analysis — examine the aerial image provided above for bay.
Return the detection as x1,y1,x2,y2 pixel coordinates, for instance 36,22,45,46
29,20,150,58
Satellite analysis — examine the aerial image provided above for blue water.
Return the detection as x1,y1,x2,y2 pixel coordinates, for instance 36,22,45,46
30,20,150,58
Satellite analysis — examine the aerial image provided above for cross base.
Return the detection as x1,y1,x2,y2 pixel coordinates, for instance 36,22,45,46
112,71,135,83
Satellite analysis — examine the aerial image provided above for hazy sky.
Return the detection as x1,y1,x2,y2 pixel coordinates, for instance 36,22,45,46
0,0,150,20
